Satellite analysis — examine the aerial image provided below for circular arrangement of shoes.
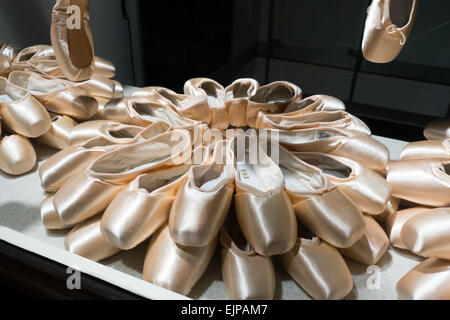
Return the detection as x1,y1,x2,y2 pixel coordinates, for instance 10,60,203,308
31,74,409,300
385,134,450,300
0,41,124,176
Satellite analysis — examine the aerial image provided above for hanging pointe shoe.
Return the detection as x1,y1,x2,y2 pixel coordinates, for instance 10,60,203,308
231,134,297,256
278,146,364,248
0,77,51,138
102,97,196,129
53,129,191,225
400,139,450,160
362,0,418,63
225,78,260,128
169,140,235,247
279,225,353,300
247,81,302,127
423,118,450,141
276,127,390,171
0,134,36,175
51,0,95,81
387,158,450,206
184,78,229,130
256,110,371,135
133,86,211,123
143,224,217,296
65,215,121,262
339,215,389,265
39,121,170,192
400,207,450,260
37,113,77,149
220,214,275,300
8,71,98,120
294,152,391,215
396,257,450,300
41,195,74,230
69,120,144,145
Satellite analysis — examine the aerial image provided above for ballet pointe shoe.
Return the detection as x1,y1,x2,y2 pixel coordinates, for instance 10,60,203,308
231,134,297,256
294,152,391,215
41,195,74,230
0,77,51,138
142,224,217,296
385,207,429,249
65,216,121,262
133,86,211,123
184,78,228,130
8,71,98,120
256,110,371,135
396,257,450,300
362,0,418,63
66,75,124,100
387,158,450,206
92,56,116,79
423,118,450,140
400,207,450,260
53,130,191,225
246,81,302,127
0,134,37,175
339,215,389,265
220,217,275,300
225,78,259,128
51,0,95,81
279,231,353,300
37,113,77,149
278,146,364,248
69,120,143,145
169,141,235,247
400,139,450,160
277,127,390,171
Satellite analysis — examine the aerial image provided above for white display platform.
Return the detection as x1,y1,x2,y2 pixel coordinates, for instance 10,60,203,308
0,87,423,300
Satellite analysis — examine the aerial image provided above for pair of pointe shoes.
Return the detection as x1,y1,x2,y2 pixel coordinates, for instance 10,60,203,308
387,139,449,207
362,0,418,63
0,122,36,175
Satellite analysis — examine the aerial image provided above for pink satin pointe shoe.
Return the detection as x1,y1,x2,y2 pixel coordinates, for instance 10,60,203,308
220,215,275,300
400,207,450,260
256,110,371,135
339,215,389,265
278,146,364,248
41,195,74,230
102,97,196,128
143,224,217,296
169,141,235,247
65,216,121,262
279,226,353,300
277,127,390,171
282,94,346,116
231,134,297,256
294,152,391,215
69,120,144,145
424,118,450,140
51,0,95,81
9,71,98,120
225,78,260,128
184,78,229,130
0,133,36,175
66,75,124,100
396,257,450,300
53,129,191,225
0,77,51,138
400,139,450,160
100,164,192,250
385,207,429,249
246,81,302,127
362,0,418,63
37,113,77,149
133,86,211,123
387,158,450,206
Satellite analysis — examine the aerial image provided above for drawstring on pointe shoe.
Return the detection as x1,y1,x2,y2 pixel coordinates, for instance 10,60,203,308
386,24,406,45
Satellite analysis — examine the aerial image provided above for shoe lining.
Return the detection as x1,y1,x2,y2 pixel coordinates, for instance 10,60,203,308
300,154,352,179
227,83,251,99
283,98,315,113
194,166,230,192
200,82,223,108
443,163,450,175
252,85,293,103
390,0,414,28
0,80,27,102
108,128,141,139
